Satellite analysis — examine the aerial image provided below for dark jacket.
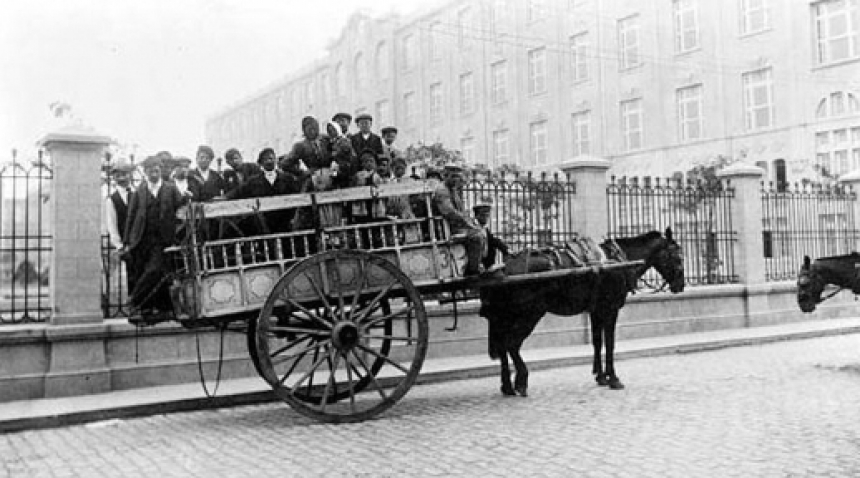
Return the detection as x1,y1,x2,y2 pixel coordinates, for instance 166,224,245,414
226,171,303,234
124,181,184,252
350,132,384,159
223,163,262,194
188,169,226,201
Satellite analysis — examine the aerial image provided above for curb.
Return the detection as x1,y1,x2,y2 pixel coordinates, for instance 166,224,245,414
3,324,860,433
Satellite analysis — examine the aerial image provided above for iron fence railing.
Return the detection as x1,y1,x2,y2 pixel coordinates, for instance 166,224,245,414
462,172,577,252
761,182,859,281
607,176,737,288
0,151,52,324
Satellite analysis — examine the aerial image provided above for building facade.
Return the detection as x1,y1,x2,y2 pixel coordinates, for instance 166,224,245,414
205,0,860,183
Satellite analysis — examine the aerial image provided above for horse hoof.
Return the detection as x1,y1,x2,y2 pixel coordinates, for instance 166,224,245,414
608,378,625,390
595,375,609,387
501,385,516,396
515,387,528,397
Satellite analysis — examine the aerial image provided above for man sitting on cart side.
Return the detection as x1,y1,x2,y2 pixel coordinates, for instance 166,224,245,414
473,202,509,270
121,155,187,323
432,164,487,277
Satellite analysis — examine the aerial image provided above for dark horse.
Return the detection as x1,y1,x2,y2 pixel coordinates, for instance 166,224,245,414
797,253,860,313
479,228,684,396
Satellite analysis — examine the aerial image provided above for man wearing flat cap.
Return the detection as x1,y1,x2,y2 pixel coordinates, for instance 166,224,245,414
332,112,353,136
432,164,487,277
222,148,261,194
122,155,184,322
473,202,509,270
350,113,384,161
380,126,402,163
188,145,226,202
104,158,136,298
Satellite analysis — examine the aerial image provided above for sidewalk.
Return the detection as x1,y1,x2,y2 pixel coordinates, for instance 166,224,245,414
3,317,860,433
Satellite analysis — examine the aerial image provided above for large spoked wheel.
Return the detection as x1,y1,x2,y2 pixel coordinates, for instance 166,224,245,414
248,249,428,423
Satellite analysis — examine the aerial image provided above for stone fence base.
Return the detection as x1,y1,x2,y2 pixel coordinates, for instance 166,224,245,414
0,283,854,403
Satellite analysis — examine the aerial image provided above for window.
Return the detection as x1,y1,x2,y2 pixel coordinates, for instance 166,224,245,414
334,63,345,97
457,8,471,47
460,137,475,163
813,0,860,64
530,121,548,165
354,53,366,89
375,42,390,79
404,92,417,125
491,0,507,33
320,71,331,100
493,129,510,165
677,84,704,141
621,99,643,151
740,0,770,34
673,0,699,53
491,61,507,104
816,92,860,177
571,111,591,156
305,81,314,108
430,83,443,124
528,48,547,95
376,100,391,127
430,22,443,61
528,0,546,22
618,15,641,69
402,34,417,70
570,33,589,81
742,68,774,130
460,72,474,115
816,91,860,117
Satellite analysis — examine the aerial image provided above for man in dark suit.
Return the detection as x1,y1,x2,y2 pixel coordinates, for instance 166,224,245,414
121,156,186,321
228,148,303,234
222,148,261,194
432,164,487,277
473,203,509,270
188,145,226,201
350,113,384,161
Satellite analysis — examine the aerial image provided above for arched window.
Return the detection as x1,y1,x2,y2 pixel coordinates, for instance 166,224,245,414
814,91,860,178
375,42,389,79
334,62,344,97
354,53,366,89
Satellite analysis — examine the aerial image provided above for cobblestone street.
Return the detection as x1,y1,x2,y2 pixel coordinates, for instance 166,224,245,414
3,333,860,477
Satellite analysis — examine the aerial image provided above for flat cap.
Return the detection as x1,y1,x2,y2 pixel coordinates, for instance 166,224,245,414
380,126,398,135
140,155,163,169
332,112,352,122
355,113,372,123
110,158,135,173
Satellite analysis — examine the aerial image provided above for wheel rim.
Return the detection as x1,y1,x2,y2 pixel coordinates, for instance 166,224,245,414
250,250,428,423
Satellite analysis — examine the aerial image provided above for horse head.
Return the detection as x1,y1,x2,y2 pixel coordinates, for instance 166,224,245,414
650,227,685,293
797,255,825,313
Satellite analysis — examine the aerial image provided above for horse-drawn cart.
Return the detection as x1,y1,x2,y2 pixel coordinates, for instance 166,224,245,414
163,181,642,423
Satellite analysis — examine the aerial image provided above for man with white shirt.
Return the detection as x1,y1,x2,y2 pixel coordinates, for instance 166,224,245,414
104,158,136,298
122,156,184,322
169,156,200,200
227,148,302,234
349,113,384,163
188,145,226,201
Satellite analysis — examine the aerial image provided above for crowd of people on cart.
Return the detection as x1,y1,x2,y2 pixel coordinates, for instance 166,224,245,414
104,112,508,323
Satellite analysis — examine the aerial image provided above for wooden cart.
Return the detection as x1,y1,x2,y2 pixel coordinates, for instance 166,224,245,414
164,181,640,423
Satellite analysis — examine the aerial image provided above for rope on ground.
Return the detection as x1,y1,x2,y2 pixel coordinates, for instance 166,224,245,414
195,324,226,399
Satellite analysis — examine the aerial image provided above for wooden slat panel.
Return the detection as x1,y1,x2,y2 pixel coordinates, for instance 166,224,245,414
177,181,433,220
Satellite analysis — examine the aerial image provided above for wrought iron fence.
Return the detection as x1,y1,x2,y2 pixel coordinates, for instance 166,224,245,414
607,176,737,288
0,151,52,324
462,172,577,252
100,161,143,319
761,182,859,281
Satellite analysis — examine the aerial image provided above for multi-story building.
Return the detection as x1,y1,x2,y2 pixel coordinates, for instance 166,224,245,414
205,0,860,184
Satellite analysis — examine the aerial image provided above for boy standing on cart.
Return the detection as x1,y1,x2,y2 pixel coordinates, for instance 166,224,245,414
433,164,487,277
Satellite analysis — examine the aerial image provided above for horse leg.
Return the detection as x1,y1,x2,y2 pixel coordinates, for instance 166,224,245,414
510,345,529,397
603,308,625,390
590,312,607,386
499,349,516,396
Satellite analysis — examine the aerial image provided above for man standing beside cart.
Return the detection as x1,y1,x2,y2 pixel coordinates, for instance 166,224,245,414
433,164,487,277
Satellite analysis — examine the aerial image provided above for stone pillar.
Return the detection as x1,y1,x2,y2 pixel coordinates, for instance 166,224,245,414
559,157,611,240
38,123,112,397
717,163,766,285
838,170,860,252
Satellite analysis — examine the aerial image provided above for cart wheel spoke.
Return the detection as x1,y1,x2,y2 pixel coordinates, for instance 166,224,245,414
249,250,428,423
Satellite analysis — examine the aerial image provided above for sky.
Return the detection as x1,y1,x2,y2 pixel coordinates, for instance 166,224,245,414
0,0,432,160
